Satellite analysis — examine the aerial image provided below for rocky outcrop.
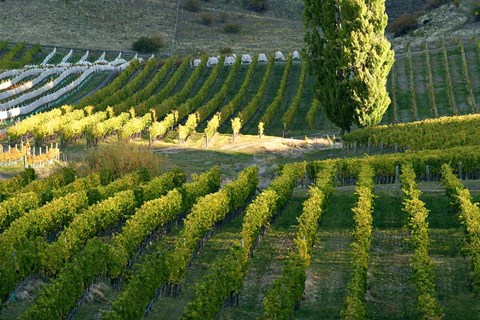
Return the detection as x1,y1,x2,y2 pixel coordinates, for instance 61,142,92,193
390,2,478,49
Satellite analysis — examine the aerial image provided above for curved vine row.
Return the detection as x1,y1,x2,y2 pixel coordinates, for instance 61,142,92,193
182,163,305,319
76,59,141,108
17,167,221,320
260,55,293,127
238,56,275,127
260,164,334,320
281,60,307,130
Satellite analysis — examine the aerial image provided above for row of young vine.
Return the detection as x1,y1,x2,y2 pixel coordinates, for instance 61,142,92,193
181,162,305,319
307,145,480,182
177,57,241,144
339,165,374,319
343,113,480,151
260,55,293,128
17,167,221,319
440,163,480,293
91,58,158,112
400,164,443,318
0,169,155,302
103,166,258,319
259,164,334,320
0,43,41,70
149,56,225,142
281,59,307,130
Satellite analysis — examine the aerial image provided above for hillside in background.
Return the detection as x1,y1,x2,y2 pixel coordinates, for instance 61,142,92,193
0,0,427,55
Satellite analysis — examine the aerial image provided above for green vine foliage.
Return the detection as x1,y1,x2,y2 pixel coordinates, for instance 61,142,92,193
176,56,224,121
76,60,141,109
343,113,480,151
104,168,236,319
183,163,304,319
282,60,307,130
218,56,258,127
0,43,41,69
238,56,275,126
94,58,158,112
261,55,293,127
340,165,374,320
260,165,334,320
307,146,480,181
114,57,175,113
401,164,443,319
441,163,480,293
136,56,191,116
18,168,219,318
155,55,209,120
196,57,241,123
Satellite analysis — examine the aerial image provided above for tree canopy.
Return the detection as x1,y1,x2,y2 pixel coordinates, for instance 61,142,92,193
304,0,395,133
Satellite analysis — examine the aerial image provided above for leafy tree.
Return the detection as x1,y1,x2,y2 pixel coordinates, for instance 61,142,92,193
304,0,394,133
258,121,264,138
132,35,164,53
231,117,242,141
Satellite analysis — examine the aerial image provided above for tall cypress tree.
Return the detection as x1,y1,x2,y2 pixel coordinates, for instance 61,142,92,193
304,0,394,133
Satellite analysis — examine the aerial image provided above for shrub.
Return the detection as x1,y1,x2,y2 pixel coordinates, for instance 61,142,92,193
224,22,242,34
219,47,233,55
184,0,202,12
243,0,268,11
387,13,419,37
201,13,214,26
132,35,164,53
82,142,164,180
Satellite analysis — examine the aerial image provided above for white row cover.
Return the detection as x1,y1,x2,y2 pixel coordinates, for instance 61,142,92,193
0,51,126,91
258,53,268,62
110,58,128,66
0,67,68,100
192,58,202,67
41,48,57,67
0,68,43,91
96,52,107,64
79,51,89,63
241,54,252,64
224,56,235,65
0,63,128,120
275,51,286,61
0,66,90,111
207,56,219,67
0,69,22,81
60,49,73,64
196,50,300,67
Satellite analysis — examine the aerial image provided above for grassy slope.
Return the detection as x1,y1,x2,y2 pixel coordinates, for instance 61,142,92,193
0,0,304,55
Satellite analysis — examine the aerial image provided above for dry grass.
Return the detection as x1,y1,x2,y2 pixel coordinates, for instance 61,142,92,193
0,0,304,55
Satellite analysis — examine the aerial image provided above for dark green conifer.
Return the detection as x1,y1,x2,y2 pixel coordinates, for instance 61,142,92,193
304,0,394,132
